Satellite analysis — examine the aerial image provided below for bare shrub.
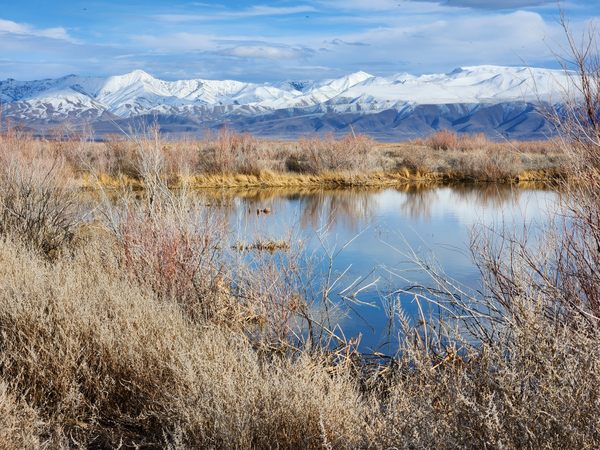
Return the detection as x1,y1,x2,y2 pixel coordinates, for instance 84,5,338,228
0,125,567,185
198,128,266,174
161,138,200,181
424,129,459,150
103,135,140,178
230,241,311,342
450,147,523,180
99,139,230,322
373,16,600,449
457,132,489,150
0,237,369,448
113,200,230,322
367,307,600,449
297,133,376,173
0,135,80,258
516,14,600,324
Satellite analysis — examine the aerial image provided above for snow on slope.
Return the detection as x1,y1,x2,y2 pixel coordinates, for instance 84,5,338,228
0,66,571,121
326,66,568,111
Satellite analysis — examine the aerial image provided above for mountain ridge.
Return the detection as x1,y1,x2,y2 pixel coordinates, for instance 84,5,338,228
0,66,569,140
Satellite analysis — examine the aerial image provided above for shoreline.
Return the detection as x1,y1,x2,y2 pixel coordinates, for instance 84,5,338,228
80,168,565,190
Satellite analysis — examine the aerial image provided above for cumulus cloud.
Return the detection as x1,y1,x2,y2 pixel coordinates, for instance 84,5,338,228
317,0,447,12
0,0,592,82
133,32,314,61
0,18,129,80
132,33,219,52
303,10,562,77
316,0,401,11
240,5,317,16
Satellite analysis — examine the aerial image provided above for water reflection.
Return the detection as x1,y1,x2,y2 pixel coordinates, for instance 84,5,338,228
449,184,522,209
88,184,555,352
202,187,376,232
397,186,439,220
199,183,552,228
200,184,557,352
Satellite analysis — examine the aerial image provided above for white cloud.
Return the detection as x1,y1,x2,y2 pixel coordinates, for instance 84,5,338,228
316,0,447,12
156,5,316,22
0,1,590,82
132,32,312,61
242,5,317,16
0,18,72,41
222,45,308,59
300,10,563,75
127,7,570,81
444,0,553,9
132,32,221,52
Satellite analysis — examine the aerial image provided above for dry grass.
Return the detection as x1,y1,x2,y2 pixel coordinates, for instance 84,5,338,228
0,237,370,448
0,125,567,190
0,26,598,446
0,131,80,259
0,123,597,448
0,381,41,449
402,131,564,181
233,239,291,252
0,230,598,448
293,133,377,173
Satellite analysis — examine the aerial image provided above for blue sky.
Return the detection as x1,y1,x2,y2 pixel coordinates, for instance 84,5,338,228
0,0,598,81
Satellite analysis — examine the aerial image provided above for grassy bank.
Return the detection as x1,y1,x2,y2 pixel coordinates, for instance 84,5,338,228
85,167,562,190
0,234,598,449
2,128,567,190
0,120,598,448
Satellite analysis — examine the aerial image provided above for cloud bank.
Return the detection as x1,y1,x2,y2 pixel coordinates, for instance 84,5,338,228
0,0,596,81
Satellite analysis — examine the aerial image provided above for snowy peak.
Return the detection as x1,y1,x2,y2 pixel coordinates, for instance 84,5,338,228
0,65,571,122
327,71,374,88
331,65,568,107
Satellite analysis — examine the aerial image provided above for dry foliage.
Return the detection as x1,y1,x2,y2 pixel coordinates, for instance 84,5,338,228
0,123,567,186
294,133,377,173
0,381,41,449
0,18,598,449
0,121,597,448
0,132,80,258
198,128,264,174
402,130,563,180
423,129,460,150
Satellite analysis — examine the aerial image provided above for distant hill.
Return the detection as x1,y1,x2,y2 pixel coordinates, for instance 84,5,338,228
0,66,569,140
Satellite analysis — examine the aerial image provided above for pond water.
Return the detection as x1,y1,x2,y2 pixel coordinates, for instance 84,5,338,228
209,185,558,353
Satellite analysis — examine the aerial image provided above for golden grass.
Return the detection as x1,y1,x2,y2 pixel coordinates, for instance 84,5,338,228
0,127,569,190
0,381,40,449
0,238,369,448
0,126,597,448
81,168,564,190
0,234,598,448
159,169,441,188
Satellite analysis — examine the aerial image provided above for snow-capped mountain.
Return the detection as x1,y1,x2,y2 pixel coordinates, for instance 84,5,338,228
0,66,572,140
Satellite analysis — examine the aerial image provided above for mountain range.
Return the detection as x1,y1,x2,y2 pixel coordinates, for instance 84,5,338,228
0,65,570,140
